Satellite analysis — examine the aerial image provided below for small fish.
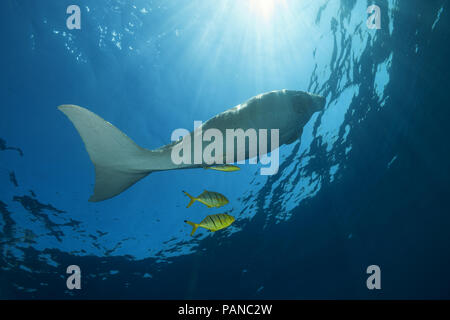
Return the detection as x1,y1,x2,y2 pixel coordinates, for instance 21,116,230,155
204,164,240,172
185,213,235,236
183,190,229,208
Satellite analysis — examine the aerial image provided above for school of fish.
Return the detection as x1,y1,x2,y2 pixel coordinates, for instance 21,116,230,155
184,165,237,235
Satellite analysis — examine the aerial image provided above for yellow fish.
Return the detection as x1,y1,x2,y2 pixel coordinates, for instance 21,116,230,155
185,214,235,236
183,190,229,208
204,164,240,172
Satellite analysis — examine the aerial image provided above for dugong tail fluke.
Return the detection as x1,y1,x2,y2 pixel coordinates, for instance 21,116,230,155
58,105,159,202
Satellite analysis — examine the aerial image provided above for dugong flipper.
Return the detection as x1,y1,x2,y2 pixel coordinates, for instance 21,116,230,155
59,89,325,201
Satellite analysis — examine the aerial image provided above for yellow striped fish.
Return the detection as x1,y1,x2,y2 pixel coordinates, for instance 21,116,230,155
204,164,240,172
185,214,235,236
183,190,229,208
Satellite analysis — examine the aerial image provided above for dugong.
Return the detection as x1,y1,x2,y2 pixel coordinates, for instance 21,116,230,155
58,89,325,201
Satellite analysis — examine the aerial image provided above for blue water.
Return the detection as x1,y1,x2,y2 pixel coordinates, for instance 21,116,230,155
1,0,449,299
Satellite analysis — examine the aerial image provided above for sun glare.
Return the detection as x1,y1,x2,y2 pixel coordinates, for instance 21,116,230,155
248,0,279,21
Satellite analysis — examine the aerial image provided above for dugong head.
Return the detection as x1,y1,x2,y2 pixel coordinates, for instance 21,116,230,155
291,90,326,114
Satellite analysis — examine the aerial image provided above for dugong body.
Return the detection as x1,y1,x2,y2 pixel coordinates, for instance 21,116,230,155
59,89,325,201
